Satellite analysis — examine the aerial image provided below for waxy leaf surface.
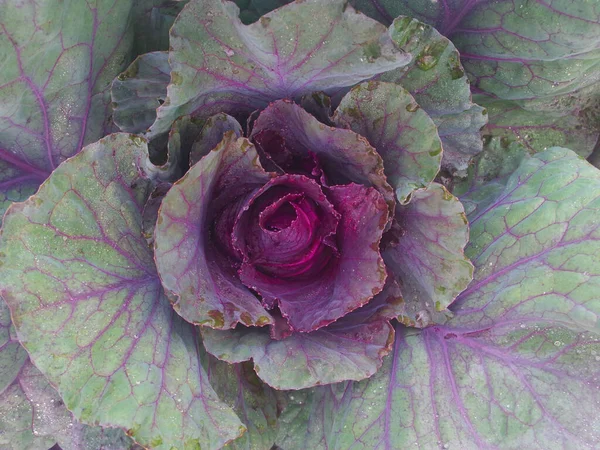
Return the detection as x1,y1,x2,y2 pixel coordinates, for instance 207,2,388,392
476,95,599,159
334,81,442,204
275,148,600,449
155,133,274,330
219,2,486,172
202,315,394,390
381,17,486,171
0,0,138,217
277,322,600,449
350,0,600,101
112,51,171,134
0,299,136,450
0,300,54,449
385,182,472,326
456,148,600,331
148,0,411,136
0,134,244,449
203,353,280,450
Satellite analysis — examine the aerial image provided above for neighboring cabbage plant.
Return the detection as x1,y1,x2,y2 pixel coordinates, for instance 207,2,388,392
0,1,599,450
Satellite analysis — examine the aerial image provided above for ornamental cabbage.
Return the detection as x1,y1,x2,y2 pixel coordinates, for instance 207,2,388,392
0,1,599,449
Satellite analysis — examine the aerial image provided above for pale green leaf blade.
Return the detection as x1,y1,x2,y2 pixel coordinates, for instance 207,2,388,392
112,51,171,134
276,147,600,449
276,323,600,449
0,134,244,449
203,354,280,450
334,81,442,204
148,0,411,136
202,317,393,390
385,182,472,326
381,17,487,171
477,95,599,159
0,0,138,216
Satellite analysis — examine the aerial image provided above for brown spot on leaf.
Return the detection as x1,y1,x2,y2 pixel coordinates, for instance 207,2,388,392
240,312,253,325
441,187,454,201
397,315,415,327
256,315,271,326
208,310,225,328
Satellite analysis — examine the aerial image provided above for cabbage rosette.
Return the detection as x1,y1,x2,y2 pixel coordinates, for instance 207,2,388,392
154,83,473,390
0,0,482,447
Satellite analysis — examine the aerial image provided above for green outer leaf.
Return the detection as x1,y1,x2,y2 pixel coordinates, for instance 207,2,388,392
0,360,137,450
19,361,137,450
112,51,171,134
348,1,600,162
154,133,274,329
0,360,58,450
350,1,600,172
0,133,244,449
453,1,600,102
148,0,411,136
202,317,393,390
349,1,600,102
275,147,600,450
133,0,189,54
0,0,137,217
189,113,243,166
456,148,600,331
477,95,599,159
203,354,279,450
334,81,442,204
385,182,473,326
381,16,486,171
276,323,600,449
0,300,27,394
0,180,39,231
452,136,529,217
0,300,55,450
1,299,137,449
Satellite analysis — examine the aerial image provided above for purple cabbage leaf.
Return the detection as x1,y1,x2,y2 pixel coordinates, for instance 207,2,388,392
0,0,143,217
153,82,472,390
3,0,599,448
348,0,600,100
348,0,600,160
154,131,278,330
275,147,600,449
146,0,413,137
0,300,138,450
0,134,247,449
